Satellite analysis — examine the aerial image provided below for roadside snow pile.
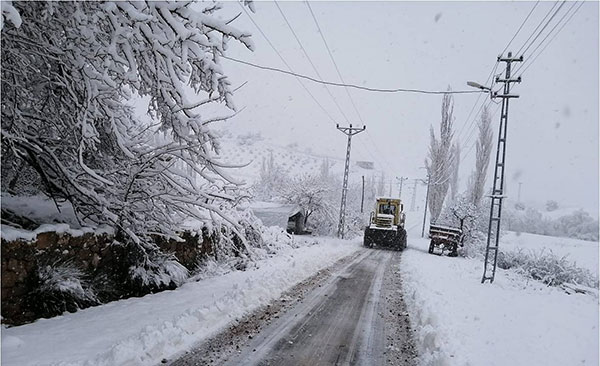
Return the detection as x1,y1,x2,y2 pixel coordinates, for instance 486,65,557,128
1,237,360,366
401,237,599,366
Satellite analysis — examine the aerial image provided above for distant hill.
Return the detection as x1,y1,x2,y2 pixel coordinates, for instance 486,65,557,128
216,130,384,186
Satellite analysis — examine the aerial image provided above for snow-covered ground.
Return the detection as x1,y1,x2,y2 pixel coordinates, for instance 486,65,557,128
1,237,361,366
401,218,599,366
501,231,599,275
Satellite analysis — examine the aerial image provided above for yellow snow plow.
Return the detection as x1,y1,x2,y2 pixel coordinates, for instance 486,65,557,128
363,197,407,250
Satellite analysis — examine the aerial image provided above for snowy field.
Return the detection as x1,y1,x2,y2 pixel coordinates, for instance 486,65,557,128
401,220,599,366
1,237,361,366
501,231,599,275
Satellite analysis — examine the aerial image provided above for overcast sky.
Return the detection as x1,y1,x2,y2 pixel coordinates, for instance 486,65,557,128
215,1,598,212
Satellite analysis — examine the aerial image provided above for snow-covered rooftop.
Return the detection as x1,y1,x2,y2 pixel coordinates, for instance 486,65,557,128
249,201,303,229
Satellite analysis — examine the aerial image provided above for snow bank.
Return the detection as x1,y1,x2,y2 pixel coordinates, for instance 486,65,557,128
401,237,599,366
1,237,360,366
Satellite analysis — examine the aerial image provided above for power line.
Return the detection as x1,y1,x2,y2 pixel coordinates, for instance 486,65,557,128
455,61,499,142
461,101,502,163
501,0,541,56
274,1,352,124
514,1,583,77
355,137,389,173
518,1,566,57
495,1,563,77
457,2,540,144
365,129,395,173
237,3,338,125
514,1,560,56
222,55,483,95
305,1,365,124
456,1,544,165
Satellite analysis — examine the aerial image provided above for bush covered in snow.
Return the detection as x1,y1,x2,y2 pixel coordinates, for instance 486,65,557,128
497,249,598,288
128,250,189,292
30,260,99,318
437,194,491,258
191,222,298,281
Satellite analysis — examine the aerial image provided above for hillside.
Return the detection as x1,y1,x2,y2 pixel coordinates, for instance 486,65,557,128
216,130,386,187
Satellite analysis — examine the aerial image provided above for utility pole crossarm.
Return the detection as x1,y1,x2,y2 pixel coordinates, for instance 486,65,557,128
498,54,523,62
495,77,522,83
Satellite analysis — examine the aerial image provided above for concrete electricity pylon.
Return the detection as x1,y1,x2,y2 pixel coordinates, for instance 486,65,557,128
336,124,366,238
396,176,408,200
474,52,523,283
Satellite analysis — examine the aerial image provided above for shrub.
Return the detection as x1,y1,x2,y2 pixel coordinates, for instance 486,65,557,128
30,260,99,318
497,248,598,288
128,249,189,293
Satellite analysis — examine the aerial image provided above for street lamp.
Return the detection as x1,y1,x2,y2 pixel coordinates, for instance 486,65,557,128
467,81,497,99
467,81,490,90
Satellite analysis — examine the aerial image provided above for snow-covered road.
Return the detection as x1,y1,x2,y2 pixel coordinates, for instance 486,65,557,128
173,248,416,366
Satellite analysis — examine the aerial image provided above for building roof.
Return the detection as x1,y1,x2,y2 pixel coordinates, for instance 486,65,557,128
249,201,303,229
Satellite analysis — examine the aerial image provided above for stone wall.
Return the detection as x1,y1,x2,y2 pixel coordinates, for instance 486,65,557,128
1,228,214,325
1,231,114,325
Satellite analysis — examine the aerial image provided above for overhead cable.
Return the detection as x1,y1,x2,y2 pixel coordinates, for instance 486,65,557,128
222,55,483,95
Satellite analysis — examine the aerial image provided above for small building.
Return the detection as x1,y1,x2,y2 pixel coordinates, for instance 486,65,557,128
249,201,306,234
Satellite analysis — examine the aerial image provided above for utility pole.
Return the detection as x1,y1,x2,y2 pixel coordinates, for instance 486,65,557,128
410,179,418,211
481,52,523,283
361,175,365,213
421,175,431,238
396,176,408,200
337,124,366,239
517,182,523,203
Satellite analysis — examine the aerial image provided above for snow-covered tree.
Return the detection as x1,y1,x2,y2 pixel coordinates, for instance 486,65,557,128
319,158,330,180
254,151,288,201
545,200,559,212
449,142,460,203
278,174,336,230
467,105,493,207
426,88,455,222
1,1,255,287
439,193,490,257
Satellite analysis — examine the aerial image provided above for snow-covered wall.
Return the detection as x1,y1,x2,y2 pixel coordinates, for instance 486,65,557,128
1,226,228,325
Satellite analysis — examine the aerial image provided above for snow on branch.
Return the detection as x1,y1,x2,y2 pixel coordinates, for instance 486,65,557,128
1,1,255,254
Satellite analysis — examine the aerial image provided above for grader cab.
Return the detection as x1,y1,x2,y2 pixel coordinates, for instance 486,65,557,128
363,197,407,250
